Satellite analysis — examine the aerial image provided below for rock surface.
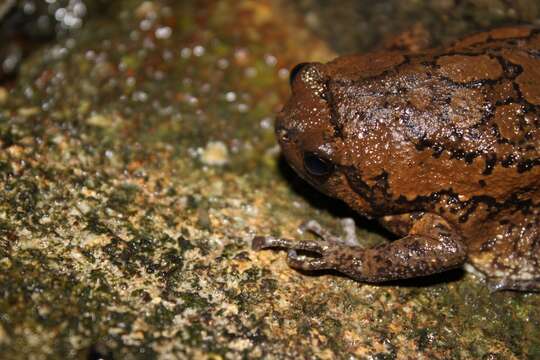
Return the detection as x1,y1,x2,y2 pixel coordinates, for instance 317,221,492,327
0,0,539,358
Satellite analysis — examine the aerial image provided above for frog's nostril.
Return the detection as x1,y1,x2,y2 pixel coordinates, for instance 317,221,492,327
289,62,310,86
276,127,290,142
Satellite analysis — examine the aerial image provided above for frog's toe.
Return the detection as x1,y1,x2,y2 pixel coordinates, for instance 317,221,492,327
252,236,295,250
287,249,329,271
340,218,360,246
285,240,343,271
252,236,327,253
299,220,340,242
486,276,540,292
299,218,361,246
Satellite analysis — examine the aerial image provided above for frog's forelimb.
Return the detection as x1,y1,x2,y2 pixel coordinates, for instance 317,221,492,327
253,213,467,282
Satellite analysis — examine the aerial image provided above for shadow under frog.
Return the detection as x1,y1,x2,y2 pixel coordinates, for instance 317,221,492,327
254,26,540,292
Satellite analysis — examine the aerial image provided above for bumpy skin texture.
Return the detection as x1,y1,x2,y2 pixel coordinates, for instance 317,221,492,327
255,27,540,291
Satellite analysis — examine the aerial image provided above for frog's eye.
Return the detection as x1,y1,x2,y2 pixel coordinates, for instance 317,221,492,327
289,62,309,86
303,152,333,177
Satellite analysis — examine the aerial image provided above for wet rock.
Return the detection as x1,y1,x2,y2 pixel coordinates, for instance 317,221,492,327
0,0,538,359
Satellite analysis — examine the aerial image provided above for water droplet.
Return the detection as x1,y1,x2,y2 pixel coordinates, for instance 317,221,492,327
278,68,289,80
234,48,249,64
225,92,237,102
186,95,198,105
237,103,249,113
260,117,273,129
245,67,257,78
23,2,36,14
126,77,136,87
193,45,205,57
180,48,192,59
217,58,229,69
155,26,172,39
264,54,277,66
200,83,211,93
140,19,152,31
55,8,67,21
132,91,148,102
73,2,87,17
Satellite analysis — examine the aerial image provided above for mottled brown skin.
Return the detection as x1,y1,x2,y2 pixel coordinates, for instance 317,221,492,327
254,27,540,291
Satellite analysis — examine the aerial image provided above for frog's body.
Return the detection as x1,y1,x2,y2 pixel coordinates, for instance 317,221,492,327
254,27,540,291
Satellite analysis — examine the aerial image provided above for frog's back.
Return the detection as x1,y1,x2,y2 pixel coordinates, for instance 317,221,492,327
325,27,540,209
416,26,540,167
403,26,540,201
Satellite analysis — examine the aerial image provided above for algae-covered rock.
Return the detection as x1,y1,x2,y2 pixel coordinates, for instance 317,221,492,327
0,0,539,359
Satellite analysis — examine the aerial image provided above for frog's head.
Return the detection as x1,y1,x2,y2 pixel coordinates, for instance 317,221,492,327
276,62,336,186
276,61,376,216
276,55,418,217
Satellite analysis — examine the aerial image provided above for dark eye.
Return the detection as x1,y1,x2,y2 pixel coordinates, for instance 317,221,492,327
303,152,333,177
289,62,309,85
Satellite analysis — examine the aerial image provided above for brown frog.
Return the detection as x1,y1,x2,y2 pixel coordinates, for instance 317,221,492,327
253,26,540,291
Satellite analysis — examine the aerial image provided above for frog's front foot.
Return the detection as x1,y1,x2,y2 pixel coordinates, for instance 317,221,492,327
254,213,468,283
252,235,352,271
252,218,361,272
